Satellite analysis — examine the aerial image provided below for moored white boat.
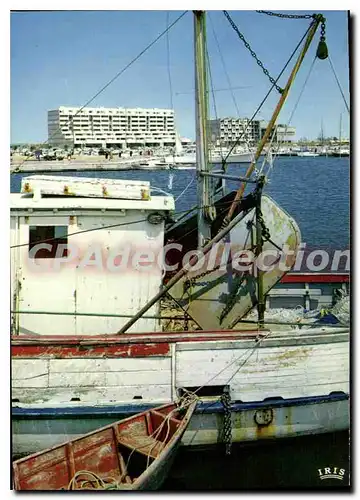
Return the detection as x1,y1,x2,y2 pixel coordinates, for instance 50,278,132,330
160,150,262,166
297,151,320,157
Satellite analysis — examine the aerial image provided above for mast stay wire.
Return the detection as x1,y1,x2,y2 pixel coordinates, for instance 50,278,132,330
175,173,196,202
220,18,314,169
258,55,318,180
165,11,174,111
206,45,226,166
15,11,188,171
327,55,350,114
209,13,241,117
208,13,256,162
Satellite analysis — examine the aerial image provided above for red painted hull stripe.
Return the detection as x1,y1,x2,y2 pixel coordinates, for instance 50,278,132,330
281,273,349,283
12,343,171,358
11,332,265,357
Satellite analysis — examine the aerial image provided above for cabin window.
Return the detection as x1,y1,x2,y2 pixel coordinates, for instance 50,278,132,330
29,226,68,259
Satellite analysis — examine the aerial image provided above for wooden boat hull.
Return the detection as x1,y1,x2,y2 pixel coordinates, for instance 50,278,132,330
12,325,349,457
13,393,349,458
13,401,196,491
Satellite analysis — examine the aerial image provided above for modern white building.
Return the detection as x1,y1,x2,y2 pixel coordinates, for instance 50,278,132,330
209,118,261,145
260,121,296,143
210,117,296,145
48,106,177,148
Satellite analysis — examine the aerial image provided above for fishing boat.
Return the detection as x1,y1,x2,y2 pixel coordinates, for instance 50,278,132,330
11,10,349,459
331,147,350,157
13,399,196,490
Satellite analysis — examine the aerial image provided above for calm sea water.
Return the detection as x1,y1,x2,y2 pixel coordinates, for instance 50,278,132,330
10,156,350,249
10,156,350,489
162,431,350,490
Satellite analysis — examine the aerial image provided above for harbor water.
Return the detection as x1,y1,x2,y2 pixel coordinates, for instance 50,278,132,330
162,431,350,490
10,156,350,249
10,155,350,489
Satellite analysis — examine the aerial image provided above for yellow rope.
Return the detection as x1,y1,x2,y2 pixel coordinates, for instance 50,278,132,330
67,470,121,490
67,395,198,490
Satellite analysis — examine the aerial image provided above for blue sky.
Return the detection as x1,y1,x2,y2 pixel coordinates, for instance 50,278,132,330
10,10,350,143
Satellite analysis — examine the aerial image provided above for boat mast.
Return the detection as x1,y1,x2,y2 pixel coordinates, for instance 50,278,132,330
339,112,343,156
320,118,324,145
194,11,213,248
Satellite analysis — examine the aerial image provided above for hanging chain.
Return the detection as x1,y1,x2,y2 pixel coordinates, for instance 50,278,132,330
183,264,222,294
254,176,270,243
221,389,232,455
319,16,326,42
257,211,271,243
256,10,315,20
256,10,328,60
219,274,247,324
223,10,284,94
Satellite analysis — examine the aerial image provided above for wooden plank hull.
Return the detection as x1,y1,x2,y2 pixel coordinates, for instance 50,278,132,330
13,401,196,491
12,394,349,458
12,327,349,456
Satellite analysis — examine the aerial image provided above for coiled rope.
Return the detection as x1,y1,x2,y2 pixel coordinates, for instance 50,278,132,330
67,392,198,490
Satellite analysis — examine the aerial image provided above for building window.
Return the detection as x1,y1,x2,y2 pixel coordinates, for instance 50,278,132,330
29,226,68,259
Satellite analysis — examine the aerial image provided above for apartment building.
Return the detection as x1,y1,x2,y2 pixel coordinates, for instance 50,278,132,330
48,106,176,148
260,121,296,143
209,118,261,145
209,117,296,145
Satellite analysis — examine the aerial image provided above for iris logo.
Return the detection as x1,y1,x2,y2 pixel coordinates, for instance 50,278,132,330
318,467,346,481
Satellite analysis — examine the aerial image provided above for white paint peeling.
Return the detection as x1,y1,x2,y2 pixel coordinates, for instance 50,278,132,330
12,334,349,407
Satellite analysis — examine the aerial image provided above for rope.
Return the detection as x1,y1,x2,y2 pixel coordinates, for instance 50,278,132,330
175,173,196,201
328,55,350,114
67,394,198,490
168,172,174,191
151,186,173,196
184,330,270,398
68,470,122,490
177,331,271,448
165,12,174,110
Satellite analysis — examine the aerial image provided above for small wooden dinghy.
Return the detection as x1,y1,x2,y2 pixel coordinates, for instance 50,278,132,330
13,399,196,491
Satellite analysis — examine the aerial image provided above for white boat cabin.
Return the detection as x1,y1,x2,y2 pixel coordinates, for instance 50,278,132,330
11,176,174,336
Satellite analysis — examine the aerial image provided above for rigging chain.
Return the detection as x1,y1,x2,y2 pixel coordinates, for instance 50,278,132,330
223,10,284,94
256,10,315,20
221,389,232,455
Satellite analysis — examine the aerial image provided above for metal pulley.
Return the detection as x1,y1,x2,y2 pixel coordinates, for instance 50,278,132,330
316,38,328,60
205,204,217,222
